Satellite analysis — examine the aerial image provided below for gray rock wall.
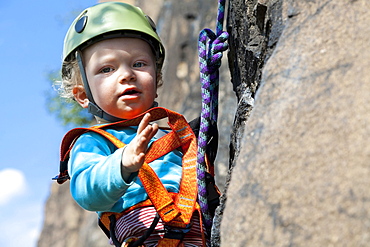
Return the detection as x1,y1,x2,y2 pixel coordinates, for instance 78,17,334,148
38,182,108,247
221,0,370,246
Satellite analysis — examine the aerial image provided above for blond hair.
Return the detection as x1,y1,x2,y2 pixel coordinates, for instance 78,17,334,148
57,59,82,100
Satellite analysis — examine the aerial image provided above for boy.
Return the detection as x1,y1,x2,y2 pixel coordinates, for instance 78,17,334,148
58,2,206,247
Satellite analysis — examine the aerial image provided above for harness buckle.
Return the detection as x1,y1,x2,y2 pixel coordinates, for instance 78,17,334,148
164,223,192,240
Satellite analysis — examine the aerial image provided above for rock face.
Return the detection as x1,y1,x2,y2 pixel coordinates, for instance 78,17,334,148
38,182,108,247
38,0,370,246
221,0,370,246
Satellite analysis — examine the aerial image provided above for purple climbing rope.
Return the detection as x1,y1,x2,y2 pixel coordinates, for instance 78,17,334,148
197,0,229,234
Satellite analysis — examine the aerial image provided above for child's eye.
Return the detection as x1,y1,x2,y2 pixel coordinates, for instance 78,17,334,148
133,62,145,68
99,67,114,74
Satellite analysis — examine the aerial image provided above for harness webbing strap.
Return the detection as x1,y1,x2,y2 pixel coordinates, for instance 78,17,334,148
99,108,198,225
140,162,181,223
172,123,198,225
100,195,207,247
146,131,181,162
57,107,199,246
89,125,183,223
157,238,184,247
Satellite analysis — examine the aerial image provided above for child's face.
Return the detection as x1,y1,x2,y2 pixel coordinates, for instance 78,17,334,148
79,37,157,119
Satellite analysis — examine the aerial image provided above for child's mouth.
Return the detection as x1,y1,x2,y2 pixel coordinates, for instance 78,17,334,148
120,89,141,100
123,90,139,95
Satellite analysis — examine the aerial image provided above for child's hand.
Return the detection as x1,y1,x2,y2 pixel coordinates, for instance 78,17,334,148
121,113,158,181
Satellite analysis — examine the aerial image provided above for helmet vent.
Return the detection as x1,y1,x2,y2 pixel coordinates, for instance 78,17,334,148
75,15,88,33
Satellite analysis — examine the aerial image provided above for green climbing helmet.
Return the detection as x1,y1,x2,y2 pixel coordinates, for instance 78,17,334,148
62,2,165,122
62,2,165,66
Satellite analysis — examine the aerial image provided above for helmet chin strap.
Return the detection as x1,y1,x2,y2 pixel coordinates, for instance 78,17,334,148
75,51,127,122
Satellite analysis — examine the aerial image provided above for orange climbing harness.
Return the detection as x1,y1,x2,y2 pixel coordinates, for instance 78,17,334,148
54,107,218,247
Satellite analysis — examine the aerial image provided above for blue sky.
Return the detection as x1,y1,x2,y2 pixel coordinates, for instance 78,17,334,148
0,1,96,246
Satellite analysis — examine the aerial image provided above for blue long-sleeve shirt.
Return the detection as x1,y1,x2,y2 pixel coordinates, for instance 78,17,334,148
68,126,183,217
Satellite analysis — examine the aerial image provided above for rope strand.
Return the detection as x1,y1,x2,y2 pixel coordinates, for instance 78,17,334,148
197,0,228,235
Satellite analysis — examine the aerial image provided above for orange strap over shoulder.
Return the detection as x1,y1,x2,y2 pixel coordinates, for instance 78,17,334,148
58,107,199,230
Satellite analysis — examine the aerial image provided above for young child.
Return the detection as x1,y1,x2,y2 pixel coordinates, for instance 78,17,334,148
58,2,207,247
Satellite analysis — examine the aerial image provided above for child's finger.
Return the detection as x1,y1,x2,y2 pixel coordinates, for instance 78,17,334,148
142,123,158,146
137,113,151,134
137,125,158,153
136,136,148,152
134,152,145,165
147,123,158,141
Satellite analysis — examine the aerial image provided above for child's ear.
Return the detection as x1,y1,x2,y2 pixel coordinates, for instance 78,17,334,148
73,85,89,108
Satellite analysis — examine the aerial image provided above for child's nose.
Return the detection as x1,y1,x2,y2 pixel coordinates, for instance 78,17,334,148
118,67,136,83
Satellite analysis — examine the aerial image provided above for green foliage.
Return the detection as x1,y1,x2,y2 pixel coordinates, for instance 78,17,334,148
46,70,93,127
